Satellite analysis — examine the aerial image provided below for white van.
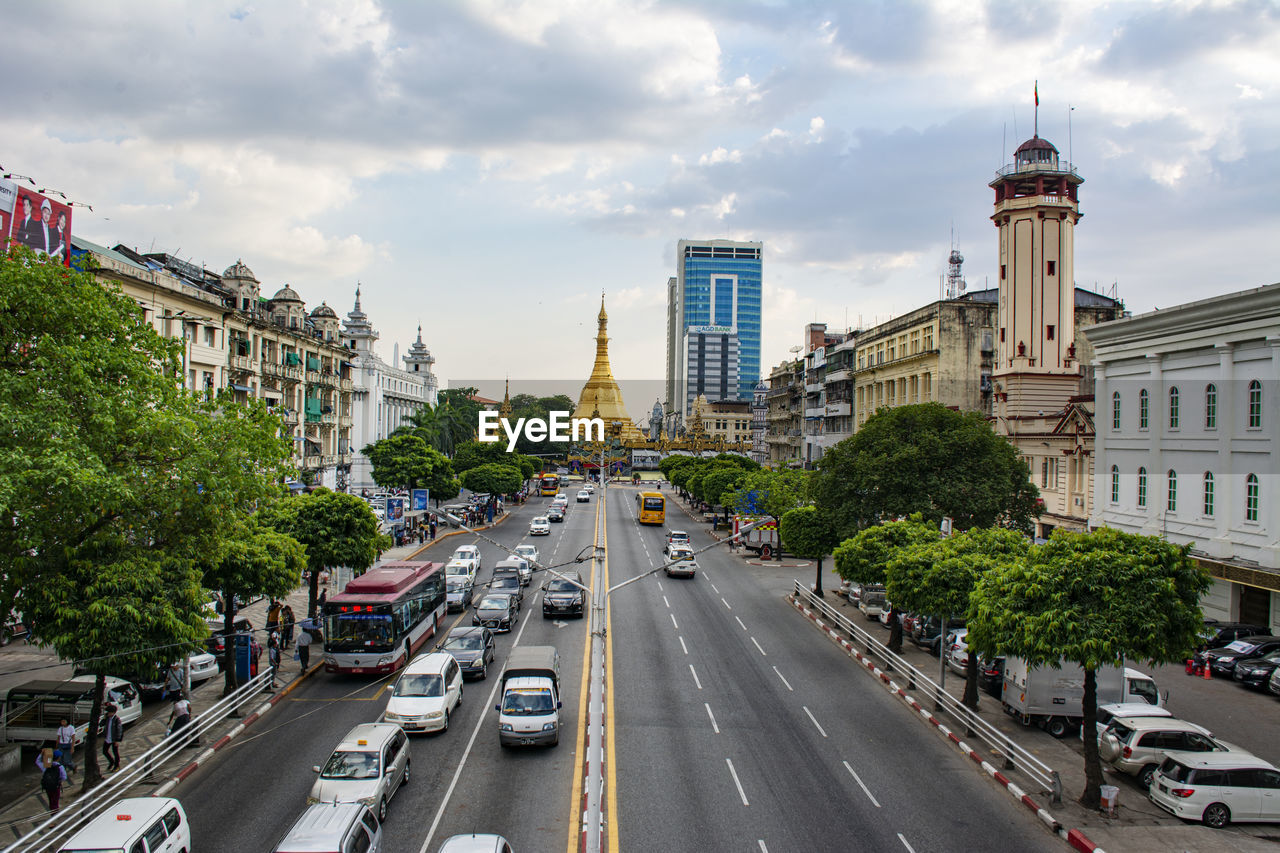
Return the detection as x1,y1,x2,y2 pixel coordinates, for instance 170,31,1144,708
58,797,190,853
497,646,561,747
274,802,381,853
382,653,463,733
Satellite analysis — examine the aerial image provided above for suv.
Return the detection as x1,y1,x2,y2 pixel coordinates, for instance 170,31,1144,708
666,547,697,579
382,652,463,733
1099,716,1240,790
543,571,586,619
530,517,551,536
275,802,381,852
664,531,690,555
1197,621,1269,652
1196,635,1280,677
858,587,887,621
489,573,523,606
309,723,410,822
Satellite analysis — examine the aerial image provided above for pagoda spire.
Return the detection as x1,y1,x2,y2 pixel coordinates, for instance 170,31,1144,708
571,295,643,442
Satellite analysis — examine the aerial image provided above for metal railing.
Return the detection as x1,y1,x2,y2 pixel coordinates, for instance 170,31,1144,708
791,581,1058,796
6,668,277,853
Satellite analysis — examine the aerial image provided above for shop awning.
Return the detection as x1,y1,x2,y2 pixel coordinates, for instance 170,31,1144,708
229,383,253,393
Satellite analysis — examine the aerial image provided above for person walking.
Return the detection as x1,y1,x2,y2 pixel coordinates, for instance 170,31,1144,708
266,600,281,636
55,719,76,775
429,516,437,539
37,751,68,812
249,635,263,677
281,605,295,648
102,705,123,772
162,663,183,701
268,633,282,687
167,695,192,737
296,626,312,671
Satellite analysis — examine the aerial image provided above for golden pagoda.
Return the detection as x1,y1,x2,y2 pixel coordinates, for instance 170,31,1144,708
572,295,645,442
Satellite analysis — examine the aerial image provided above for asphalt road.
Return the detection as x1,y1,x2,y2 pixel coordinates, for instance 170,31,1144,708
179,494,595,853
605,486,1059,853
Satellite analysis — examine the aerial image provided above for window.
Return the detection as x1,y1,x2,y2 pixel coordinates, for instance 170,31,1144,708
1112,391,1121,431
1203,472,1215,517
163,808,182,833
923,326,934,350
1139,389,1149,429
1046,260,1056,276
1246,473,1259,522
1000,327,1006,343
1167,470,1177,513
1137,467,1147,508
1248,379,1262,428
1168,387,1179,429
1046,325,1055,341
1000,263,1007,280
921,372,931,400
1111,466,1119,504
1205,384,1217,428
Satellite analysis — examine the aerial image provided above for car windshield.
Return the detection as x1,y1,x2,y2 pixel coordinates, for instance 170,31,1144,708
444,635,483,651
1224,640,1255,653
478,598,508,611
321,750,380,780
501,688,555,715
533,518,548,524
394,673,443,697
547,580,578,593
446,563,470,575
516,547,535,557
447,578,470,592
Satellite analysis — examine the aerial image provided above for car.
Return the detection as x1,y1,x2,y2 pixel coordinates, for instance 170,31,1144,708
666,547,697,579
547,506,565,523
1150,753,1280,828
59,797,192,853
1099,716,1240,790
843,583,864,606
551,494,569,509
530,517,551,536
1270,665,1280,698
1195,636,1280,677
946,629,970,675
858,587,887,621
437,834,514,853
445,576,474,613
1197,620,1269,652
473,594,519,632
977,655,1006,699
879,603,896,627
204,617,254,657
664,531,690,555
1086,702,1176,743
309,723,410,823
275,802,382,853
584,483,595,493
445,560,477,582
439,626,496,680
911,616,967,654
451,546,482,571
514,544,540,566
1231,649,1280,689
542,571,586,619
490,573,523,606
576,490,591,503
900,612,921,636
498,556,532,587
382,652,463,733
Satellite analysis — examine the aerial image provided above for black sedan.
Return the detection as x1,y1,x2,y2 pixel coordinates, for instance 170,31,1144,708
472,594,519,633
1195,635,1280,677
547,507,565,523
1231,649,1280,688
440,626,496,680
1197,620,1269,652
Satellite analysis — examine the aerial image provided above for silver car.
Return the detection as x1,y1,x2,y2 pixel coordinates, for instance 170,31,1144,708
309,723,411,822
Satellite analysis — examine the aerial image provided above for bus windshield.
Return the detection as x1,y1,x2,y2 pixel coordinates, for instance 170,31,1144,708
324,611,395,653
643,496,664,510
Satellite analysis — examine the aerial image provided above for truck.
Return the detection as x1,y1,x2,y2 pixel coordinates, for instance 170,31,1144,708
732,515,785,560
1002,656,1164,738
496,646,561,747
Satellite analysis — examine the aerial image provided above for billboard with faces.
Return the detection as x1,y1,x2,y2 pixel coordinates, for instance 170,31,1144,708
1,180,72,266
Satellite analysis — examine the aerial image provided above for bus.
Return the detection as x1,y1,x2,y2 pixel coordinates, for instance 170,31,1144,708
637,491,665,525
540,474,559,496
321,561,446,675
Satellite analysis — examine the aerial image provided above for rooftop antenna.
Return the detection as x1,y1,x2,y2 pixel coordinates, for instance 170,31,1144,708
1068,103,1075,168
1034,79,1039,138
945,229,966,300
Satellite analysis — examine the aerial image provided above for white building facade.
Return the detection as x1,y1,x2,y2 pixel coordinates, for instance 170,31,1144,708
1087,284,1280,632
341,288,439,494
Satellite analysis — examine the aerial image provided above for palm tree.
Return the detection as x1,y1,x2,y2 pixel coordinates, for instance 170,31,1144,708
394,403,473,457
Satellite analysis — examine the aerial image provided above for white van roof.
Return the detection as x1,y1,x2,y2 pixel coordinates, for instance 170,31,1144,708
276,802,373,852
61,797,179,847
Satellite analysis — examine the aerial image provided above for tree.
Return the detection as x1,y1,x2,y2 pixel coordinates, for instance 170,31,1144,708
452,439,514,475
779,506,839,596
703,467,747,511
887,527,1028,704
261,490,385,617
813,403,1042,540
968,527,1210,808
460,463,522,497
200,519,306,692
508,394,576,456
833,517,938,649
364,433,460,500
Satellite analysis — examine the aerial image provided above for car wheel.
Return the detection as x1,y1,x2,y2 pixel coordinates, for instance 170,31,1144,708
377,796,387,822
1139,764,1158,790
1202,802,1231,828
479,663,487,679
442,708,449,732
1044,717,1069,739
402,759,410,786
458,686,463,706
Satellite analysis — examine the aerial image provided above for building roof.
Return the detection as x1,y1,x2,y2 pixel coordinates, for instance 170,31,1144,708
223,259,257,281
1015,135,1059,156
310,301,338,319
271,284,303,303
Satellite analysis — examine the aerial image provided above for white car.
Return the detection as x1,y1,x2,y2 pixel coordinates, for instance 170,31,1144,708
445,560,477,581
309,723,410,823
451,545,482,571
1150,752,1280,828
530,517,551,536
1085,702,1176,743
552,494,569,508
503,555,533,586
186,652,220,685
584,483,595,493
576,490,591,503
514,544,540,566
382,653,463,733
66,675,143,726
665,547,697,579
947,629,970,675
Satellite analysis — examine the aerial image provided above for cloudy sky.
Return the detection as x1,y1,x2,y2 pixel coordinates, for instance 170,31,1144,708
3,0,1277,399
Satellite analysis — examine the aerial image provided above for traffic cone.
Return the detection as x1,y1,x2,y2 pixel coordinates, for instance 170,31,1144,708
1202,662,1211,679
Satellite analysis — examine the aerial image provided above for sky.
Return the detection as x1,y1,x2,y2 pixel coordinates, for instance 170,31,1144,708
3,0,1277,403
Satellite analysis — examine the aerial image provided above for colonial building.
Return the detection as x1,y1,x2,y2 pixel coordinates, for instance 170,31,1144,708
691,395,753,446
764,358,804,467
750,380,768,463
1088,284,1280,632
341,286,439,494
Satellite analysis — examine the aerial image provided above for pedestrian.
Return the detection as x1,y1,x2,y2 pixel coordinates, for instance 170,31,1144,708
162,662,182,701
268,633,282,687
281,604,295,648
55,718,76,775
37,750,67,812
296,626,312,671
249,635,262,677
318,588,328,609
102,705,122,772
266,599,281,635
429,517,437,539
167,695,192,737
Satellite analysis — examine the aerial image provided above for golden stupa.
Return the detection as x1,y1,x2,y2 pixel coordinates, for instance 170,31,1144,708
572,295,645,442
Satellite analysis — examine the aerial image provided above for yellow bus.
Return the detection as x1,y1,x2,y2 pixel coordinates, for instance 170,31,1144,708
637,491,665,525
540,474,559,497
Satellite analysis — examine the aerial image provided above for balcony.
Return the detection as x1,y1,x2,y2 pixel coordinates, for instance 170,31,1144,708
305,370,321,384
321,412,337,425
804,407,826,419
230,354,254,373
261,361,283,378
339,414,353,428
283,365,303,381
318,372,338,388
279,410,299,425
805,382,823,394
825,368,852,384
303,454,323,469
340,377,353,392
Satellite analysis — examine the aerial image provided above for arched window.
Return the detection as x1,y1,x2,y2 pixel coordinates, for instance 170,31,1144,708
1205,384,1217,429
1168,387,1180,429
1246,473,1260,522
1167,470,1177,513
1248,379,1262,428
1112,391,1121,431
1139,389,1149,429
1203,472,1215,517
1137,467,1147,508
1111,466,1120,504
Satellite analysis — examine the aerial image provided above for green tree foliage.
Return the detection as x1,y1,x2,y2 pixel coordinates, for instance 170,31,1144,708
460,463,523,497
887,527,1028,704
261,490,385,617
451,439,514,474
702,467,747,509
832,516,938,645
364,433,460,501
813,403,1041,540
200,519,306,691
968,527,1211,807
724,468,810,521
779,506,840,595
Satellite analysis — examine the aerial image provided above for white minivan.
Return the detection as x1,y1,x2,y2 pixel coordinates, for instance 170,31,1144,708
383,653,463,733
1150,752,1280,828
58,797,190,853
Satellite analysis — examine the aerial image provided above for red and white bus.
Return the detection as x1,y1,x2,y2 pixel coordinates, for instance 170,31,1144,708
321,561,446,675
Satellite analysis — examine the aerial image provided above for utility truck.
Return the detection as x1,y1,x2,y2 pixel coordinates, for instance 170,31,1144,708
496,646,561,747
1002,656,1163,738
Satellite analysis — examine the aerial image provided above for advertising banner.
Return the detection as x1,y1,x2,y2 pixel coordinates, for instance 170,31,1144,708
2,184,72,266
411,489,429,511
385,497,405,524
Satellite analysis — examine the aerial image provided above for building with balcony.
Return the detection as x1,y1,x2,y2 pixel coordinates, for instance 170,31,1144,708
691,395,753,446
764,358,804,467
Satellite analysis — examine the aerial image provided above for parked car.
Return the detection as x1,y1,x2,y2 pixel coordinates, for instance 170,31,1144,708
1231,649,1280,689
514,544,540,567
382,652,463,734
911,616,967,655
946,629,970,675
1197,620,1269,652
204,617,254,657
844,583,864,606
900,612,921,636
530,517,551,536
439,626,496,680
309,723,410,823
1150,753,1280,828
473,594,519,632
445,576,474,613
1196,636,1280,678
1270,665,1280,698
1086,702,1176,743
977,655,1005,699
1099,716,1239,790
858,587,887,621
542,571,586,619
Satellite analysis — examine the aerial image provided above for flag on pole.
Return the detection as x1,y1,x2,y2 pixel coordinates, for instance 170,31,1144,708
1035,80,1039,107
